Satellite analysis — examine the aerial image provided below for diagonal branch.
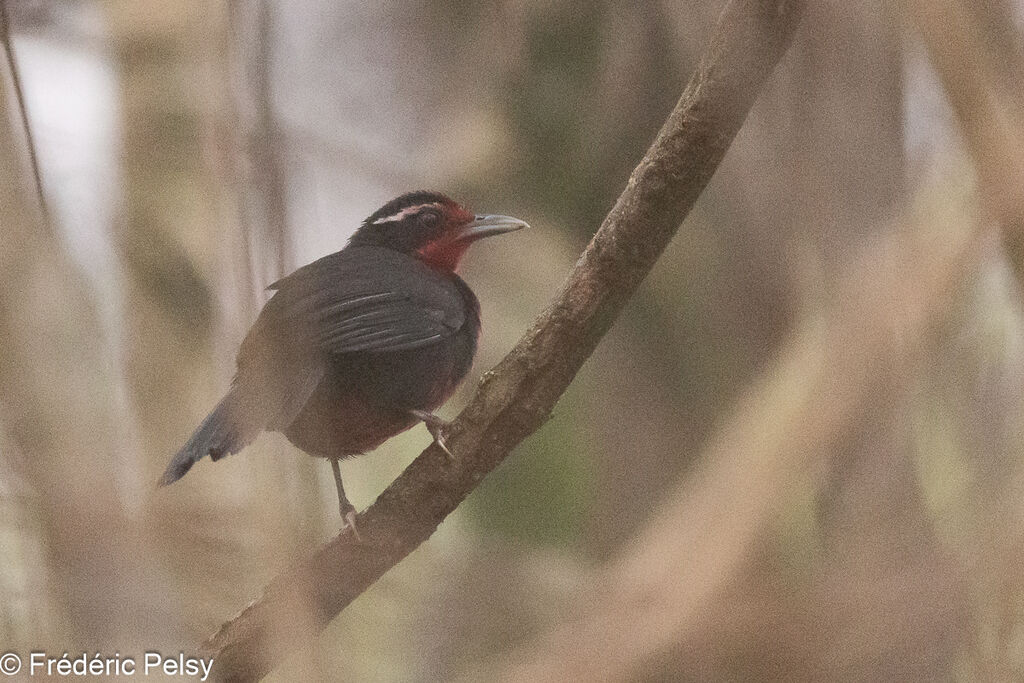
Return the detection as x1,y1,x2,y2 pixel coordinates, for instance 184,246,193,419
0,0,51,232
203,0,807,679
474,195,987,683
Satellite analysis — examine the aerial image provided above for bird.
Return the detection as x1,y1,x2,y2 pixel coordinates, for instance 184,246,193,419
157,191,527,538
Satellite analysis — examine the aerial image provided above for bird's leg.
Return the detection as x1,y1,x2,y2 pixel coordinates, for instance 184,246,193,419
330,458,361,542
410,409,454,460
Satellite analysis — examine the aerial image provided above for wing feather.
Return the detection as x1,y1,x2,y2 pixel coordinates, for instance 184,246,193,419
226,245,466,440
263,246,465,356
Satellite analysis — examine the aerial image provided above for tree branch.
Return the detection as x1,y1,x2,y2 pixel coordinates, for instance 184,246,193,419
203,0,807,679
473,194,987,683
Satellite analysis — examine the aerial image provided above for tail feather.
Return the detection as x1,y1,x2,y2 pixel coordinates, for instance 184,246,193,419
157,391,256,487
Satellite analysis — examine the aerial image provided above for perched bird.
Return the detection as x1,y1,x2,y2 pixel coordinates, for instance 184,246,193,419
158,191,527,537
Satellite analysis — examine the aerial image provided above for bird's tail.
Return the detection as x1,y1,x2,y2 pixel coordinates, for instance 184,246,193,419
157,389,256,487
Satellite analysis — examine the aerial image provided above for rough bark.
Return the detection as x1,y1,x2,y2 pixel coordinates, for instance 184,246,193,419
203,0,808,679
479,201,984,682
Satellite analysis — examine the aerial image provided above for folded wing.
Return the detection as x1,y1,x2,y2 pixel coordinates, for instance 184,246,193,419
238,246,465,429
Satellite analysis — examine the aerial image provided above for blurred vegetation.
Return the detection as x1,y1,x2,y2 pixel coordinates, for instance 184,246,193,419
1,0,1024,681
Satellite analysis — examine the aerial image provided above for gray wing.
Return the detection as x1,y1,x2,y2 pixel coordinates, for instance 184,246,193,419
266,246,466,355
235,246,465,429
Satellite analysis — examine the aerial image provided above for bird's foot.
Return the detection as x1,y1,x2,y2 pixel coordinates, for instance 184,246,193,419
410,409,454,461
330,458,362,542
340,505,362,543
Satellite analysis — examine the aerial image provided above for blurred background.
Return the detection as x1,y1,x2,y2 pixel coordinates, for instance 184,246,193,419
1,0,1023,680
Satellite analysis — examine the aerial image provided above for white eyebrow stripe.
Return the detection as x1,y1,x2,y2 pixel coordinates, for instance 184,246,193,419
371,202,442,224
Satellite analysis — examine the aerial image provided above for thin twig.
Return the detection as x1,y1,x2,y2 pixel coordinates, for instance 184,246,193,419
0,1,51,231
253,0,289,279
202,0,808,679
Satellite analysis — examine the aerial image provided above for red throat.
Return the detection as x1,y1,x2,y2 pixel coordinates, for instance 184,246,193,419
416,238,471,271
416,202,476,271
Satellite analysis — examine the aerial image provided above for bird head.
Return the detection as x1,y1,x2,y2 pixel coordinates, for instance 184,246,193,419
349,191,527,271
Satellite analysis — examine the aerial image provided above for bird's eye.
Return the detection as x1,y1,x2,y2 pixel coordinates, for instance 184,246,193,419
418,210,440,228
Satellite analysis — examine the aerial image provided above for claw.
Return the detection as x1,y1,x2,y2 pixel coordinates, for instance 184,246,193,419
410,409,455,461
342,509,362,543
433,432,454,460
